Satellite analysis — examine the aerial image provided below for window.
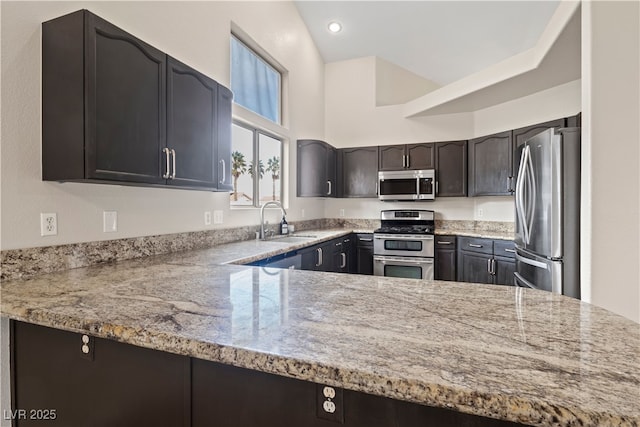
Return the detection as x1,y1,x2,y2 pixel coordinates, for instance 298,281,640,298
230,34,281,124
231,122,282,207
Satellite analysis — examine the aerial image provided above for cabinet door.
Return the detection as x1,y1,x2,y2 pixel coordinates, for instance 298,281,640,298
512,119,565,178
332,240,347,273
216,85,233,191
12,321,190,427
167,57,217,189
406,143,435,170
435,141,467,197
355,234,374,275
297,140,329,197
457,251,493,284
327,145,337,197
340,147,378,197
378,145,406,171
435,236,457,281
468,131,513,196
85,12,166,184
495,256,516,286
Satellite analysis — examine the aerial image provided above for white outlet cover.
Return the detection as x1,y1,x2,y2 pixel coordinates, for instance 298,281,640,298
103,211,117,233
204,211,212,226
40,213,57,236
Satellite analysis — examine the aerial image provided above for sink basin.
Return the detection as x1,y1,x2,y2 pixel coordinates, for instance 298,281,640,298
268,234,317,243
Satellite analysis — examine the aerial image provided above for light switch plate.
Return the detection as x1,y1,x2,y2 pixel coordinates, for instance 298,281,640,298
213,210,223,224
103,211,117,233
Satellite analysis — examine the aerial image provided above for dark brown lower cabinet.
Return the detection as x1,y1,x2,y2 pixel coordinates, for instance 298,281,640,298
192,358,528,427
12,323,531,427
11,321,190,427
435,235,457,281
457,237,516,286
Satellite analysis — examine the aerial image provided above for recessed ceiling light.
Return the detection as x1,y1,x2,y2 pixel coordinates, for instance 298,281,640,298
328,21,342,33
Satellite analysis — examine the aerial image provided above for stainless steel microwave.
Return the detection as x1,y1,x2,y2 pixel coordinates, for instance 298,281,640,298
378,170,435,201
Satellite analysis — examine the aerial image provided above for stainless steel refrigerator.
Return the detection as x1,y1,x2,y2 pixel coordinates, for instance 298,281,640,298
514,127,580,299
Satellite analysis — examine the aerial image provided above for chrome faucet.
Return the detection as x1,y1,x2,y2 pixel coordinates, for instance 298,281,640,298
259,201,287,240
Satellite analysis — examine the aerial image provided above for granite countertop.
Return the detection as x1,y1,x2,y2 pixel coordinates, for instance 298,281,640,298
2,239,639,427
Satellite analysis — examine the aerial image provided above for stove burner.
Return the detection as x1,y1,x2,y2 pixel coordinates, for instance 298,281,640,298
374,225,434,235
375,210,435,235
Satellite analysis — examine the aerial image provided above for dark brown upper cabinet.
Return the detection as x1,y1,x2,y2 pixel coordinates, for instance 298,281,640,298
378,143,435,171
297,139,337,197
42,9,231,191
338,146,378,198
468,131,514,196
435,141,467,197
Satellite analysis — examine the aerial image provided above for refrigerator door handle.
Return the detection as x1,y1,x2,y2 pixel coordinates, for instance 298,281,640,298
515,252,548,270
525,145,537,241
515,148,529,243
514,272,538,289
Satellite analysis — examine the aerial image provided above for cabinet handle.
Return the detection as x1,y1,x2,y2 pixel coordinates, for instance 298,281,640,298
437,241,452,245
504,248,516,253
469,243,483,248
406,155,410,169
316,248,323,267
170,149,177,179
359,238,373,242
507,176,514,193
162,148,171,179
341,253,347,269
487,259,497,275
219,159,226,184
436,181,439,195
327,181,332,196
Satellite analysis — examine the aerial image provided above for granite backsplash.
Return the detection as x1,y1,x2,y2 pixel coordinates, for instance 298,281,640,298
0,218,511,281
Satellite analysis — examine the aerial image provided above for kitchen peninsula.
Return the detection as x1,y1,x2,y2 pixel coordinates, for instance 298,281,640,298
2,234,639,427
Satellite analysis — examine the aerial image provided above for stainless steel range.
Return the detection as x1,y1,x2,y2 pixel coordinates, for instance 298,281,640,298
373,210,435,280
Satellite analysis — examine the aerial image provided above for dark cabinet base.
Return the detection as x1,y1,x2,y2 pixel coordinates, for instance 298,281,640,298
11,321,531,427
11,321,190,427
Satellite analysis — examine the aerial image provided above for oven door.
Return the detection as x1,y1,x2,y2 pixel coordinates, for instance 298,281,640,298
373,255,434,280
374,234,434,257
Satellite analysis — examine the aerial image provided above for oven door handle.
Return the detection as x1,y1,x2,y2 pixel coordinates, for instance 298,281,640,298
374,234,434,241
374,256,434,264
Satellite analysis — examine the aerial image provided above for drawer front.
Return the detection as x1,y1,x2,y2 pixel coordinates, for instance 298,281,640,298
458,236,493,255
494,240,516,259
435,235,456,249
356,233,374,246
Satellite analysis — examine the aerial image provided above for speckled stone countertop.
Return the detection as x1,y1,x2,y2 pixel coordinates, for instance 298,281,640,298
2,241,639,427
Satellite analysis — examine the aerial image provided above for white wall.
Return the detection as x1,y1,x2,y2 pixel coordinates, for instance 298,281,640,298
582,1,640,323
0,1,326,250
324,57,581,222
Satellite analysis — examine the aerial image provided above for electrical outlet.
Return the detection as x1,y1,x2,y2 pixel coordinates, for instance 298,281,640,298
301,209,305,218
213,210,223,224
339,209,345,217
204,211,212,226
103,211,117,233
316,384,343,423
478,208,484,218
40,213,57,236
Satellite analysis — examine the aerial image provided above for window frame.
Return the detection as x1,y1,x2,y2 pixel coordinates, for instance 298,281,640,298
230,120,284,209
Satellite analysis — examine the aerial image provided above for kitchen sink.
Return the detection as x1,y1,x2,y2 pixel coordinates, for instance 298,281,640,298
268,234,318,243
